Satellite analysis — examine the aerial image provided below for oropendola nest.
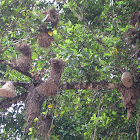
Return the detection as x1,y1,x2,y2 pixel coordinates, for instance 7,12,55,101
119,85,139,120
25,85,44,133
36,114,52,139
35,59,65,97
37,32,54,48
43,8,59,28
11,42,32,72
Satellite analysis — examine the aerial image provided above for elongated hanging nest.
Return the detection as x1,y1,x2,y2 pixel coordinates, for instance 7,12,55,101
121,72,133,88
36,114,53,139
130,11,140,27
35,59,65,97
43,8,59,28
119,85,139,119
13,42,32,72
25,85,44,133
37,32,54,48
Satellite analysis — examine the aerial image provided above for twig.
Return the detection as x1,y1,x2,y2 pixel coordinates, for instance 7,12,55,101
93,94,102,140
136,108,140,140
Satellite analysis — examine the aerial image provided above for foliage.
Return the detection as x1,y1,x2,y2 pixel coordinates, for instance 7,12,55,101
0,0,140,139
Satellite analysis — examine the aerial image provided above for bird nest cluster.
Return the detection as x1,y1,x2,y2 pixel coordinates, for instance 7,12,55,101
38,8,59,48
119,85,139,119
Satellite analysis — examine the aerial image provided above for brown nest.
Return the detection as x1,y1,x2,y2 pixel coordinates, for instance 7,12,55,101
36,114,53,139
35,59,65,97
43,8,59,28
130,11,140,27
25,85,44,133
37,32,54,48
12,42,32,72
119,85,139,119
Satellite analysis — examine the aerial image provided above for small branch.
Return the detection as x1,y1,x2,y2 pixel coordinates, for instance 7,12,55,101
136,108,140,140
54,43,65,50
93,95,102,140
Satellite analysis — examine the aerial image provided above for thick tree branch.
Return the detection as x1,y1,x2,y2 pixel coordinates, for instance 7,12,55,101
61,81,120,90
0,60,32,78
0,80,139,109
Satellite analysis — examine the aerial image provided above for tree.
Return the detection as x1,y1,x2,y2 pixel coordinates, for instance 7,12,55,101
0,0,140,139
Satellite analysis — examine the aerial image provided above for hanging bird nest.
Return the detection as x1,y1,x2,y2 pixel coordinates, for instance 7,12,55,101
35,59,65,97
119,85,139,119
130,11,140,27
37,32,54,48
13,42,32,72
25,85,44,133
36,114,53,139
43,8,59,28
121,72,133,88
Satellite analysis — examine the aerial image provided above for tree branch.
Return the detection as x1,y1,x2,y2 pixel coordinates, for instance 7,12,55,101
0,80,138,109
0,60,32,78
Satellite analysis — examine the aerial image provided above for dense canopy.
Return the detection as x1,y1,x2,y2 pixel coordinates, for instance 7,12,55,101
0,0,140,139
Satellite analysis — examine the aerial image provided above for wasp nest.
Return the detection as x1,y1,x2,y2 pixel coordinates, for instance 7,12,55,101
36,114,52,139
25,85,44,133
35,58,65,97
37,32,54,48
121,72,133,88
12,42,32,72
43,8,59,28
119,85,139,119
0,81,15,98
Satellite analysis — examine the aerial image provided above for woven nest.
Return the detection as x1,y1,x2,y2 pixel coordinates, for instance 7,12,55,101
16,42,31,56
36,114,52,139
25,85,44,133
130,11,140,27
14,42,32,72
119,85,139,119
35,59,65,97
37,32,54,48
43,8,59,28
